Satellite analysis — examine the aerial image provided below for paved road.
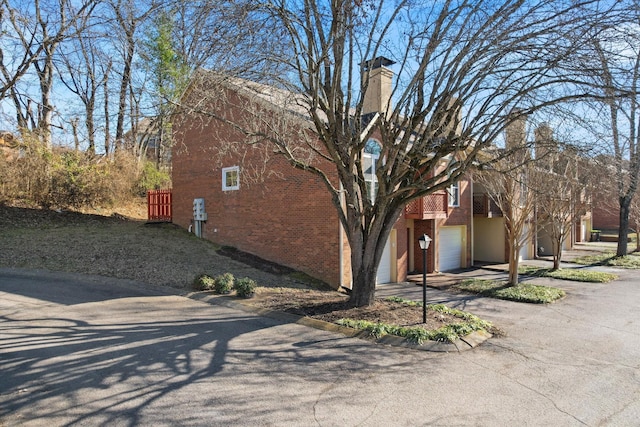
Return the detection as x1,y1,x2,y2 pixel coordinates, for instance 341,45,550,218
1,267,639,426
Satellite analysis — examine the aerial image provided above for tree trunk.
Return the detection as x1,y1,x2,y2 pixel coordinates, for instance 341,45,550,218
617,198,631,256
103,77,110,155
85,100,95,154
157,117,164,168
508,240,519,286
115,35,135,150
343,206,401,307
71,118,80,151
38,54,55,150
553,243,561,270
346,225,381,307
349,263,378,307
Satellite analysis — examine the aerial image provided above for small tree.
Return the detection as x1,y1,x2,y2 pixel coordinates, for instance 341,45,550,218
474,147,536,285
140,9,190,167
534,181,578,270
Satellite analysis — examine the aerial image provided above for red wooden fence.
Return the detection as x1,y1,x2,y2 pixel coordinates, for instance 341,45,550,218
147,189,172,222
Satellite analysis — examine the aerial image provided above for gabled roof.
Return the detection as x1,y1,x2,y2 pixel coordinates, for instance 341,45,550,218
192,70,327,126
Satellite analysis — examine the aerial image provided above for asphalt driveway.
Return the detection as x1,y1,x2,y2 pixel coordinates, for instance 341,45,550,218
1,267,639,426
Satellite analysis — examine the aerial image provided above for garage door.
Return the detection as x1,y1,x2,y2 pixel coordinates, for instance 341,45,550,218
376,237,391,284
519,225,532,260
439,226,463,272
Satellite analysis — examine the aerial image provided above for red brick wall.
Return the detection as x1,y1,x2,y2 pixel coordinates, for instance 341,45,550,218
593,203,619,231
172,88,342,287
413,219,435,273
442,175,472,267
394,215,408,282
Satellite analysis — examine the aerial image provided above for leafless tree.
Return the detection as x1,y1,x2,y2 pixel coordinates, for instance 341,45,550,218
533,149,589,270
1,0,98,149
179,0,609,306
563,1,640,256
107,0,158,151
472,115,536,285
57,13,111,154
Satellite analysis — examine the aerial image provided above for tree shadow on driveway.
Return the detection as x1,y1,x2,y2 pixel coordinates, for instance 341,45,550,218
0,270,414,426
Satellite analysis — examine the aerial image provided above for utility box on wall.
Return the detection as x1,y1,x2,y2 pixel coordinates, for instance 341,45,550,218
193,198,207,237
193,198,207,221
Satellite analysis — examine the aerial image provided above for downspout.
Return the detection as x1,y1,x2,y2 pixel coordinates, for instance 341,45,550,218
532,203,538,259
339,181,345,288
470,177,474,266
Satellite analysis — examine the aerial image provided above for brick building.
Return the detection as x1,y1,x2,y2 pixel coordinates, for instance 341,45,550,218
171,64,473,289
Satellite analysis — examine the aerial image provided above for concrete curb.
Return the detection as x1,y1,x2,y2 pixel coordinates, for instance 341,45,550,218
185,292,491,352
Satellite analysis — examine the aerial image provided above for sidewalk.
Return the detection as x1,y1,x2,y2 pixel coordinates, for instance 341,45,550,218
399,241,618,291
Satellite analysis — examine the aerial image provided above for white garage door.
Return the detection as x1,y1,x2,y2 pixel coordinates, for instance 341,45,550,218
439,226,463,272
376,238,391,284
519,225,532,260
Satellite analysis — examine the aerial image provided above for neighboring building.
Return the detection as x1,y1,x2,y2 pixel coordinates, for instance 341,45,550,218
123,117,172,166
533,124,592,253
172,61,474,289
472,120,592,264
592,203,619,231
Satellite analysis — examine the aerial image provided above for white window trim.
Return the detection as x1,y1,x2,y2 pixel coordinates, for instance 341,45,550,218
363,139,381,203
448,181,460,207
222,166,240,191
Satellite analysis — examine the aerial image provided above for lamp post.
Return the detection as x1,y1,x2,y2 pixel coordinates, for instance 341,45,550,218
418,234,432,324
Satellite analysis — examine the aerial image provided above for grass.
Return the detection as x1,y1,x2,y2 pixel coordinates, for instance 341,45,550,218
573,251,640,269
336,298,493,344
518,265,617,283
454,279,565,304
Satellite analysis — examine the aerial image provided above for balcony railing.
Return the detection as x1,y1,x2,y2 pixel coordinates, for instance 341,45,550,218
473,194,502,217
405,192,449,219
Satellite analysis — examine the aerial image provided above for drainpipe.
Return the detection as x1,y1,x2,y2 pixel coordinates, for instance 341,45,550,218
339,182,346,289
470,177,474,266
532,203,538,259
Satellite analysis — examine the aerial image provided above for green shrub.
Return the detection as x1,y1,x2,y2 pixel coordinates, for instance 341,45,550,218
234,277,257,298
193,274,215,291
135,161,171,196
455,279,565,303
519,266,617,282
214,273,234,294
336,315,490,345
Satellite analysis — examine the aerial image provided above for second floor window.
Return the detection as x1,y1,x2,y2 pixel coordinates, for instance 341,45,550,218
222,166,240,191
448,181,460,207
364,139,381,203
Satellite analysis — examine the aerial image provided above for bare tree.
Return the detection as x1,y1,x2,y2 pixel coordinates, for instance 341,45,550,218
472,115,536,285
0,2,47,102
178,1,609,307
1,0,98,148
534,156,588,270
564,2,640,256
57,14,111,154
108,0,158,151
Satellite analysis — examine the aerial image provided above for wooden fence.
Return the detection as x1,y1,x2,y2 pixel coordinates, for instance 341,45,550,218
147,189,172,222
